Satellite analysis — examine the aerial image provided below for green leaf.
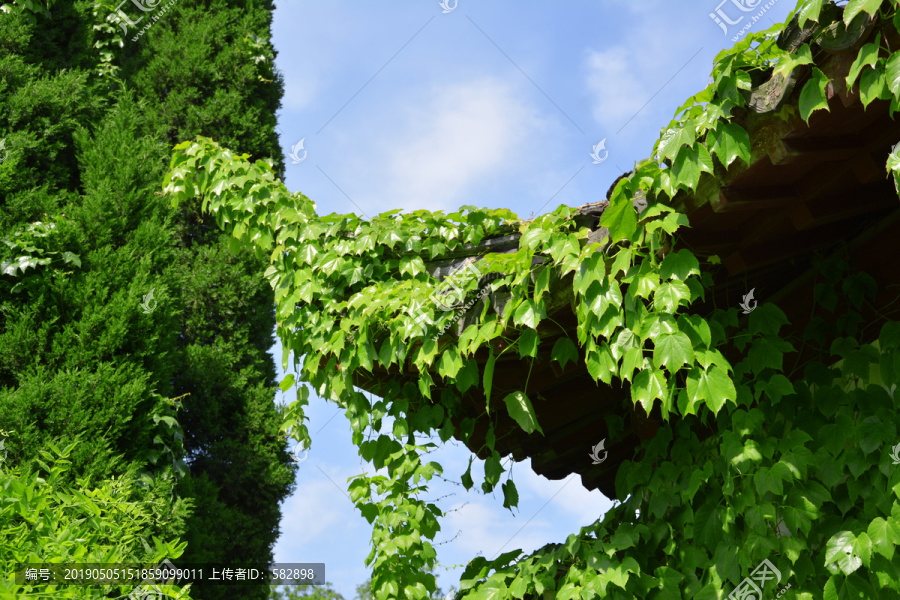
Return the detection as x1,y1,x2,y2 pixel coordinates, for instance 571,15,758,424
860,62,888,108
484,349,496,413
438,348,463,379
502,479,519,510
632,369,666,415
551,337,579,371
456,359,479,393
671,146,702,191
503,391,543,435
658,123,695,161
518,329,539,359
399,256,426,277
797,0,824,28
886,52,900,98
824,573,876,600
471,580,508,600
799,68,830,124
513,299,543,329
710,122,751,168
654,281,691,313
279,374,295,392
599,195,638,242
659,249,700,281
686,365,736,414
846,39,879,89
653,332,694,373
774,43,814,81
844,0,881,25
867,516,900,560
484,452,503,487
825,531,863,575
461,457,474,491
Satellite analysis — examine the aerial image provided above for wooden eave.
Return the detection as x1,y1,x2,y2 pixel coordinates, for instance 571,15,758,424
350,9,900,501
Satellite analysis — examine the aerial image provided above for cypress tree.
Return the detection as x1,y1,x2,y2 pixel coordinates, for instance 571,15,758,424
0,2,294,598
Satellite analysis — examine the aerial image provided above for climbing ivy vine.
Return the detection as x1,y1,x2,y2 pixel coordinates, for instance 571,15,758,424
162,1,900,598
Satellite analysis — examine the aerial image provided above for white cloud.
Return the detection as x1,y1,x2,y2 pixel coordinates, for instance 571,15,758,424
584,46,651,132
275,477,352,550
367,77,547,213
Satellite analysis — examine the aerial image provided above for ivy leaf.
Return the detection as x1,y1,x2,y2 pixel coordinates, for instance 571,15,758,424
599,196,637,242
671,146,701,191
694,503,724,547
844,0,881,25
632,369,666,415
509,575,528,600
799,68,830,124
860,61,888,108
825,531,863,575
471,580,508,600
886,52,900,98
574,252,605,296
484,452,503,488
518,329,539,359
658,123,695,161
586,342,617,384
823,573,876,600
653,332,694,373
846,39,879,89
438,348,463,379
654,281,691,313
710,122,751,168
502,479,519,510
513,299,543,329
399,256,426,277
660,249,700,281
503,391,543,435
279,374,295,392
456,359,479,393
461,457,474,491
687,365,736,414
484,349,496,413
551,337,579,371
867,517,900,560
797,0,824,27
774,43,814,81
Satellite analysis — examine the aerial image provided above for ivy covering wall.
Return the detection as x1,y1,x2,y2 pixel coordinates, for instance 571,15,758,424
5,0,884,598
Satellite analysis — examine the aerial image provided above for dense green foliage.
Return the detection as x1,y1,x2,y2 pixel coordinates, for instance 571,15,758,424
0,0,294,598
162,0,900,599
0,440,191,599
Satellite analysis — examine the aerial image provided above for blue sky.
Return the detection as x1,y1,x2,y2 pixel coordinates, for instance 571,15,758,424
266,1,796,598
